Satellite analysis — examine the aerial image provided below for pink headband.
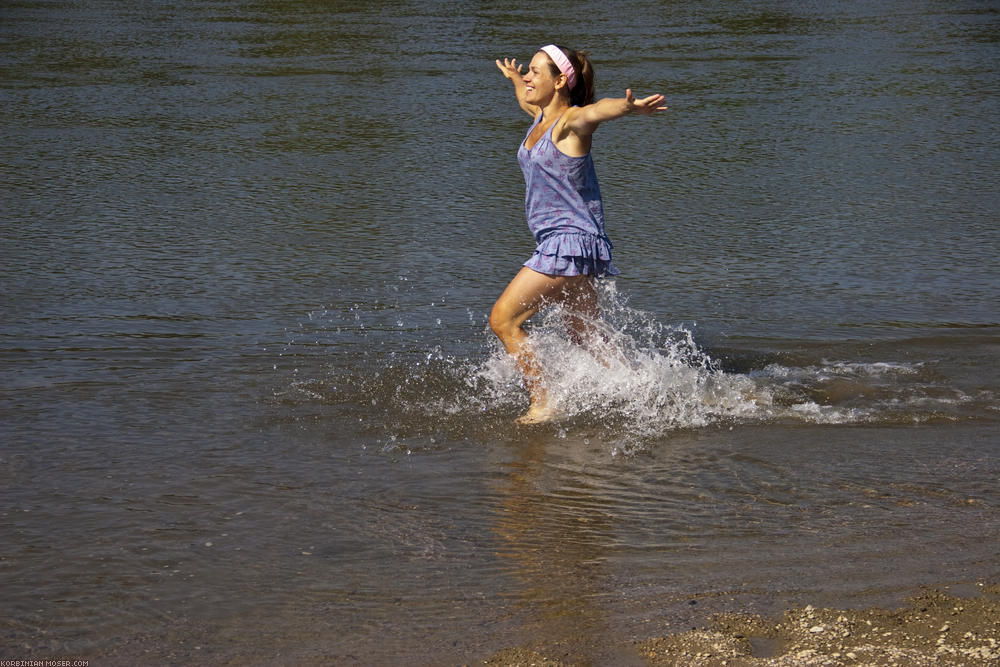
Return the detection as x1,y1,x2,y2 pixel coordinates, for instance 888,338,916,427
540,44,577,90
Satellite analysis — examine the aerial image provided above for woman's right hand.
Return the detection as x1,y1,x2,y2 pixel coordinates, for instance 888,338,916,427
495,58,524,81
496,57,538,117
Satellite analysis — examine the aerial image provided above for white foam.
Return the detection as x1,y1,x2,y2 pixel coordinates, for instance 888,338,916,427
785,401,868,424
754,360,922,384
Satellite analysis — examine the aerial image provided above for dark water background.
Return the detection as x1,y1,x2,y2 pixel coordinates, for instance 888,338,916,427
2,0,998,663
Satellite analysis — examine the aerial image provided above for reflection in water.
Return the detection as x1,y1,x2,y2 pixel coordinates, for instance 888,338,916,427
492,438,644,665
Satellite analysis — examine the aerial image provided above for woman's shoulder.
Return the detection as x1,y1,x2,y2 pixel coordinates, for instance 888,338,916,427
554,106,595,148
553,105,583,133
559,104,599,131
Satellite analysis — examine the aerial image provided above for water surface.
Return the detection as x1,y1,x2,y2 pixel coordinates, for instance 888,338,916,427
2,0,998,663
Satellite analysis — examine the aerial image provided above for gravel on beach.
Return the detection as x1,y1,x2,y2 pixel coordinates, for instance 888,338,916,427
482,585,1000,666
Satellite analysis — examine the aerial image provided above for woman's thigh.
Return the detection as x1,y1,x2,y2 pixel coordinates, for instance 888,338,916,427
491,267,590,328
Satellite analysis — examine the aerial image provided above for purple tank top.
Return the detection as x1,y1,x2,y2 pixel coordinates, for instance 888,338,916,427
517,111,619,277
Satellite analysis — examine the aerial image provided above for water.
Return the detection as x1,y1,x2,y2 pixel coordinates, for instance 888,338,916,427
2,0,998,663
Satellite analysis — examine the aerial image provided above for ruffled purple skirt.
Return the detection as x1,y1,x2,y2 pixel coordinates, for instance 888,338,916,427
523,230,620,278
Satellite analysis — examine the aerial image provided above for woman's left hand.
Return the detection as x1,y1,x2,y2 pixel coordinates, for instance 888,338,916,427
626,89,668,115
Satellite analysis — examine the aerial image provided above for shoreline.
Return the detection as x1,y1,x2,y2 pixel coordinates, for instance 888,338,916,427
4,582,998,665
483,583,1000,666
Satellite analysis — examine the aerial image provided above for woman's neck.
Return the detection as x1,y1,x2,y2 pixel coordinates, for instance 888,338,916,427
540,96,570,119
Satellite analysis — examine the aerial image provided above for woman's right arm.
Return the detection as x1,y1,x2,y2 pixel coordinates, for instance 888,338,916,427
495,58,538,118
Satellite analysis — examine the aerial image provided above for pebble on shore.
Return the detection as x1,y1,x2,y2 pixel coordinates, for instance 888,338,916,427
483,585,999,667
638,587,1000,667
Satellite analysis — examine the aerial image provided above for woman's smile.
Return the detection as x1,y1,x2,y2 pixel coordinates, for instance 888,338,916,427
523,52,555,102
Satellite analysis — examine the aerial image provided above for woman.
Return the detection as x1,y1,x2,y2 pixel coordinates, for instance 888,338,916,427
491,44,666,424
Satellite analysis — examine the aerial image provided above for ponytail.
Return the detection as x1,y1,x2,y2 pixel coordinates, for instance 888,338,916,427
545,45,596,107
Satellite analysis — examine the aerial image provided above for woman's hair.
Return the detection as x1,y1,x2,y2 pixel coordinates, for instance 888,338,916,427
544,45,595,107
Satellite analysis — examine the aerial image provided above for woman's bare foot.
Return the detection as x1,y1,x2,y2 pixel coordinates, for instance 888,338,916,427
516,403,558,424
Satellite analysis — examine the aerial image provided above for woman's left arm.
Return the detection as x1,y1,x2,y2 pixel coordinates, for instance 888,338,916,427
566,89,667,137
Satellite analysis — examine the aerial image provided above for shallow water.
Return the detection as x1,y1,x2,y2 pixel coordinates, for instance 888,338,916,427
2,0,998,663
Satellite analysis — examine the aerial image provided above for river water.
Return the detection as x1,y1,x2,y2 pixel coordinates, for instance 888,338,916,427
2,0,998,664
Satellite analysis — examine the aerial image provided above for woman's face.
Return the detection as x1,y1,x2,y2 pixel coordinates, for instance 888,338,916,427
523,51,561,104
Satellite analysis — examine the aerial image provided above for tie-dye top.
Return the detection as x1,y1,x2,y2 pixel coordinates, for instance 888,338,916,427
517,111,619,277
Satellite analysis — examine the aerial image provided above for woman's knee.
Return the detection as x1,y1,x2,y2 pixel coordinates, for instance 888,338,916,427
489,304,513,339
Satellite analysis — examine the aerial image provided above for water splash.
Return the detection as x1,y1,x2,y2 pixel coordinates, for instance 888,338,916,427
271,281,995,453
464,281,770,438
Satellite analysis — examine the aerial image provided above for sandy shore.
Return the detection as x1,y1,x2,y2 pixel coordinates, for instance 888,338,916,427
483,584,999,666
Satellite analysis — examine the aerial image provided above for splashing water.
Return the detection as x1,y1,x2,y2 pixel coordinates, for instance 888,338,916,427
274,280,993,454
466,282,769,437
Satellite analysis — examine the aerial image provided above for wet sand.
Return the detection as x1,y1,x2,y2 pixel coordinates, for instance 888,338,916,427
483,583,1000,666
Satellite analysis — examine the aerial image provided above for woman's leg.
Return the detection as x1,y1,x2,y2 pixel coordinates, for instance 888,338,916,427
559,277,625,369
489,267,596,423
559,276,601,347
